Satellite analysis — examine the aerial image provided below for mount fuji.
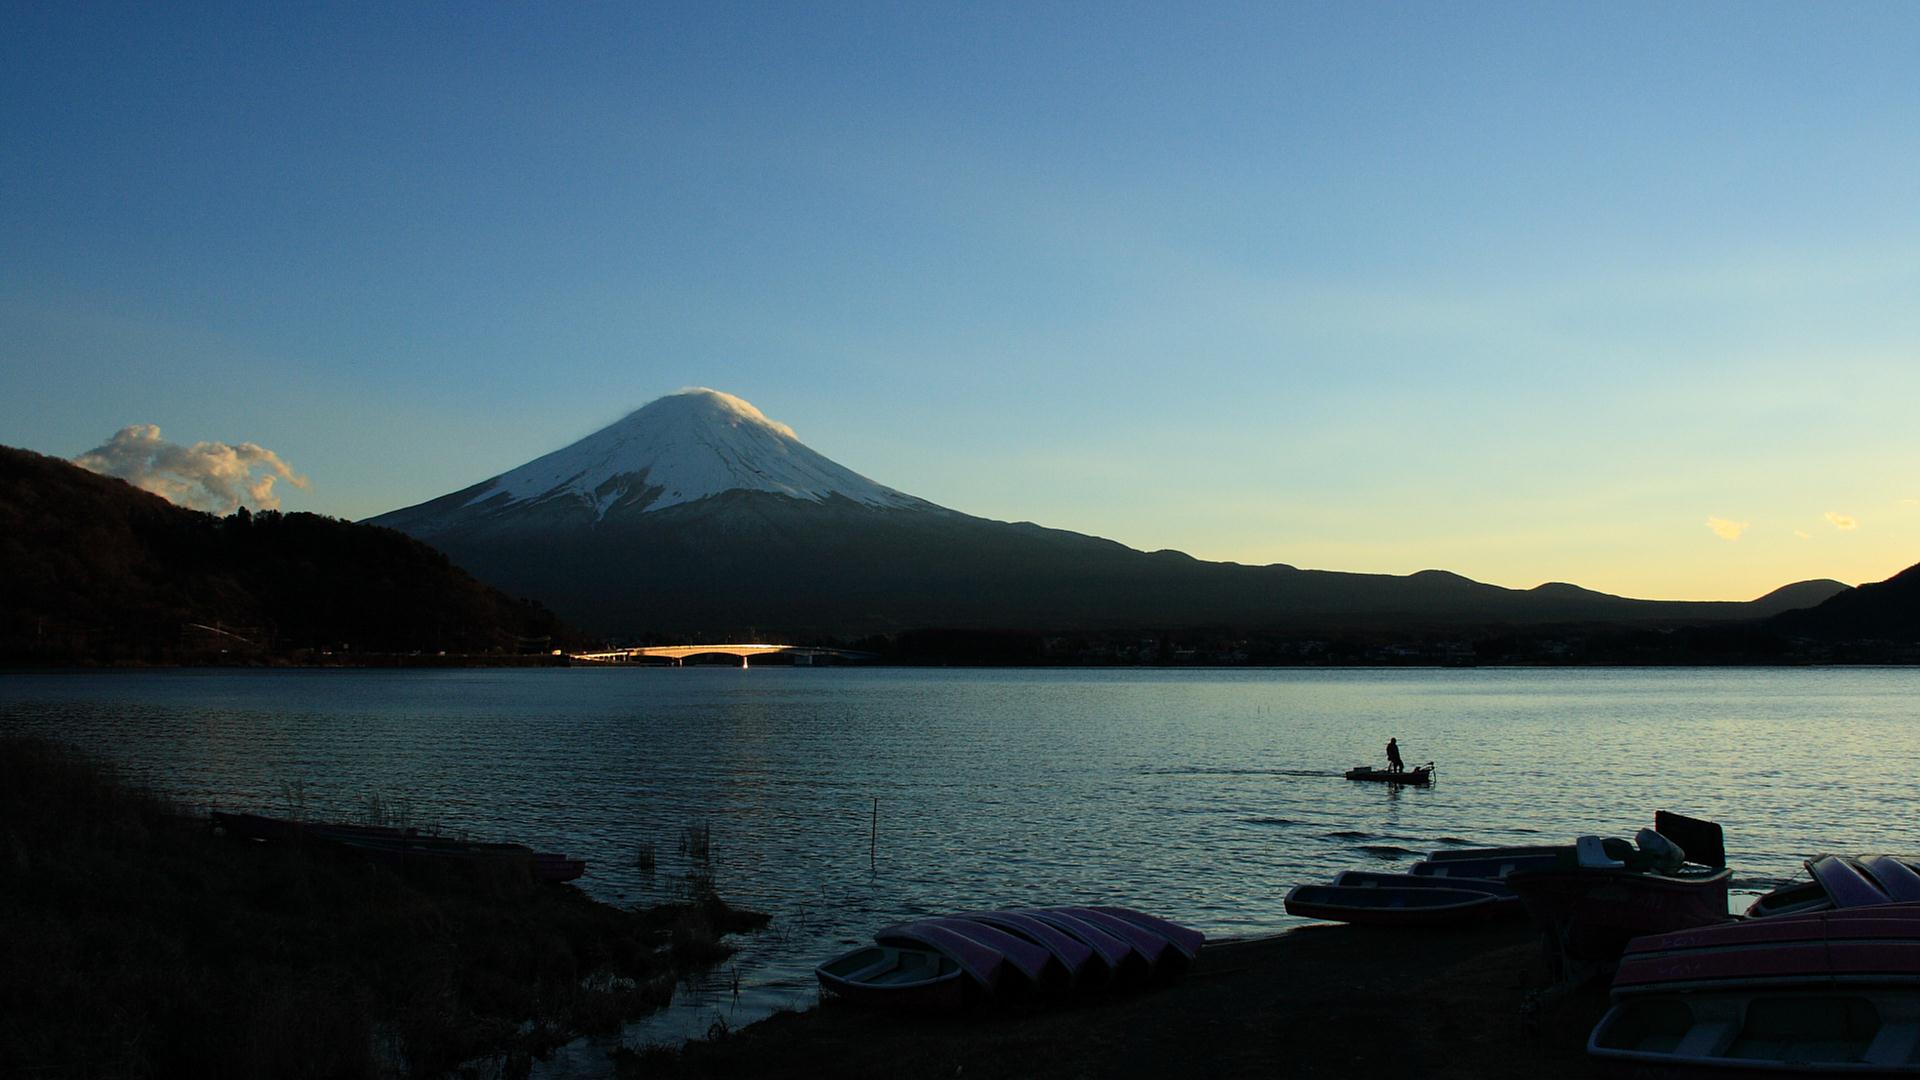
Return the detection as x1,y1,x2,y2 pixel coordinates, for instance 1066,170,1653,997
369,389,1844,638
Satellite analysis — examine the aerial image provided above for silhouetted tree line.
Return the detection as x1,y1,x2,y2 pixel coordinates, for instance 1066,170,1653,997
1,447,579,664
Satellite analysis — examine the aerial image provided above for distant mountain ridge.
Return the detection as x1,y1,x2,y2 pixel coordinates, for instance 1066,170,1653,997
1772,561,1920,640
369,390,1853,639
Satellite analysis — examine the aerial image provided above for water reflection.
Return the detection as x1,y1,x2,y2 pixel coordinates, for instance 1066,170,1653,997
4,666,1919,1056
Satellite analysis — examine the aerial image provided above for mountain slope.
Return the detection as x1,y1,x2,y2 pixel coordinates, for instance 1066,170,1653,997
369,390,1849,639
381,389,932,537
2,446,574,662
1772,561,1920,640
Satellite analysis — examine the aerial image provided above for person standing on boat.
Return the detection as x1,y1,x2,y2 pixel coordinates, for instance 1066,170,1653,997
1386,737,1404,773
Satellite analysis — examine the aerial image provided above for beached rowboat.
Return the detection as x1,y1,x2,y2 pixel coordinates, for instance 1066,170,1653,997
1284,883,1515,926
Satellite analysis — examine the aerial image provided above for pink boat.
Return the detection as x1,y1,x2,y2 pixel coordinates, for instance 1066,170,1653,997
1747,854,1920,918
1591,906,1920,1073
956,911,1101,985
874,918,1064,992
1021,908,1151,981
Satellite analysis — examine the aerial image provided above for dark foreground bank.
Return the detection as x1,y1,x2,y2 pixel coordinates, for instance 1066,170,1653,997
0,737,764,1079
635,920,1611,1080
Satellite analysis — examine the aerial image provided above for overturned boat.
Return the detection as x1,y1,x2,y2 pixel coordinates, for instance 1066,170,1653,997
815,905,1204,1008
1589,905,1920,1073
1747,854,1920,918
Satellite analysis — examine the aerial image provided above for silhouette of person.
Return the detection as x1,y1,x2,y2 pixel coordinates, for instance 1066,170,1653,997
1386,737,1404,773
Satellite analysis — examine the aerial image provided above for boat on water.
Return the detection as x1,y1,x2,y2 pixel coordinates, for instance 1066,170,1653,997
816,905,1204,1007
1345,763,1434,785
1284,882,1517,926
1589,906,1920,1073
211,810,586,882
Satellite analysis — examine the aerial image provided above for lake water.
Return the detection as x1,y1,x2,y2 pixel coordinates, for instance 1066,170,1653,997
4,666,1917,1067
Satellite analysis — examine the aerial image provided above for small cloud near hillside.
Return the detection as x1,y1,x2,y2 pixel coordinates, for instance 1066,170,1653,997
73,424,310,514
1825,511,1858,531
1705,517,1748,541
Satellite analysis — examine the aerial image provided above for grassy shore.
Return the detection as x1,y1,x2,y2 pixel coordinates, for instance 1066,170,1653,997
0,737,765,1079
638,921,1614,1079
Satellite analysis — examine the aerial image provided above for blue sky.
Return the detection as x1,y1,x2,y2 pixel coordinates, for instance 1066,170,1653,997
5,2,1917,599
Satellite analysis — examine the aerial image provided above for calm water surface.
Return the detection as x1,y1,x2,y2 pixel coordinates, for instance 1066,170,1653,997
4,666,1916,1066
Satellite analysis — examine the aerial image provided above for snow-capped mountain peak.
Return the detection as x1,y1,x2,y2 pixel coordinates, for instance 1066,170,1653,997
459,388,927,519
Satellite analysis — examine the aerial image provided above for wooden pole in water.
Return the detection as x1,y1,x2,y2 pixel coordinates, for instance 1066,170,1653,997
870,797,878,872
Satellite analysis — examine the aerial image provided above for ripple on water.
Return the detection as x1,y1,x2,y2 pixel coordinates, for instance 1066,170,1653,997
4,665,1918,1062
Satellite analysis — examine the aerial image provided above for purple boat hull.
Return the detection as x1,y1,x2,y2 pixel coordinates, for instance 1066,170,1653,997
957,911,1100,982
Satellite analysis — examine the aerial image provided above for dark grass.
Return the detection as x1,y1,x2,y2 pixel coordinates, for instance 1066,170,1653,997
0,737,765,1079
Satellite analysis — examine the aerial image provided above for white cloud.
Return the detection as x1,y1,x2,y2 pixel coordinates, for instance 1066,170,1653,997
1706,517,1749,541
1794,530,1812,540
74,424,310,514
1825,511,1858,531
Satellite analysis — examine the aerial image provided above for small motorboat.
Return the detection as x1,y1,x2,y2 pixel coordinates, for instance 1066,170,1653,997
1506,826,1733,973
1344,763,1434,785
1284,882,1517,926
818,905,1202,1007
1589,907,1920,1073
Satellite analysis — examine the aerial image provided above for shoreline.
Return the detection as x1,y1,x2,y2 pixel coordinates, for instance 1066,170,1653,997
638,921,1611,1079
0,737,767,1079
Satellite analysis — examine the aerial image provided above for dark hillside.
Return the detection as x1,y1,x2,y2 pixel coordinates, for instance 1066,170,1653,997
0,446,576,663
393,488,1848,640
1772,559,1920,642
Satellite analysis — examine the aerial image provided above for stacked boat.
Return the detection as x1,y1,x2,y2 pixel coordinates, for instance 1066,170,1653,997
1589,856,1920,1074
815,906,1204,1009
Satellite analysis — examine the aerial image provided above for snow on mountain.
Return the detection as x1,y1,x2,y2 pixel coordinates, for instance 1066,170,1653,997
459,388,930,519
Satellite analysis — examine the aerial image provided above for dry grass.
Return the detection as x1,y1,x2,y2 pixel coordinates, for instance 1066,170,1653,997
0,737,765,1079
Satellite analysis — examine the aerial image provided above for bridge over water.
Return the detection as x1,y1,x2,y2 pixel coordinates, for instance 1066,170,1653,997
569,644,875,667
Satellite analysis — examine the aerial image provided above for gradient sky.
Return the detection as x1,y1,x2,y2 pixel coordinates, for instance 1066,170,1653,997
5,3,1917,601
